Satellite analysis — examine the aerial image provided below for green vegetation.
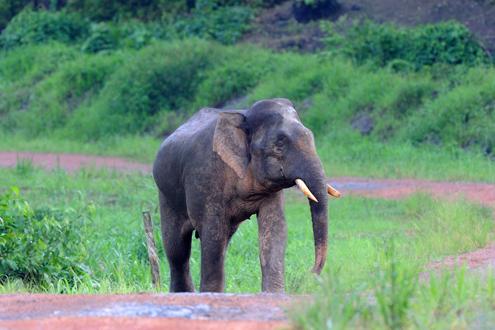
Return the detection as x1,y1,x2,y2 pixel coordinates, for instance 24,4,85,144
1,6,494,158
0,9,89,49
0,167,493,295
1,38,495,157
0,187,89,287
293,254,495,329
324,20,490,68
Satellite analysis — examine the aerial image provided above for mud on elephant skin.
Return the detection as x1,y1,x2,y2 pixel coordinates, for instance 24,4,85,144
153,98,338,293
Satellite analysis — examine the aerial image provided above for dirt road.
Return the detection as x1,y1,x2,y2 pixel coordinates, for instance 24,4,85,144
1,151,494,329
0,294,296,330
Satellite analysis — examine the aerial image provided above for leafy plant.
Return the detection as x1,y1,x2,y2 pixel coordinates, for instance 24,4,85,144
174,5,253,44
81,23,119,53
0,9,89,49
0,187,89,287
323,20,490,68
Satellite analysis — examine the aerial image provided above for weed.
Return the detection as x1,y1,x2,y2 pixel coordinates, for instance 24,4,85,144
374,241,418,329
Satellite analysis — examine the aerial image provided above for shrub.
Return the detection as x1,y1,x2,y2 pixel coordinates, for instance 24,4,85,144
0,9,89,49
324,20,490,69
66,0,187,21
81,20,175,53
174,5,253,44
406,67,495,155
0,187,89,287
81,23,119,53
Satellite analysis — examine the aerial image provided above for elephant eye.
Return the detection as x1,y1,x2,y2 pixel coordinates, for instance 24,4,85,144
275,134,288,146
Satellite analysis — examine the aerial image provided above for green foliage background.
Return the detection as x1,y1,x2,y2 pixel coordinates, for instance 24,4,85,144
1,34,493,155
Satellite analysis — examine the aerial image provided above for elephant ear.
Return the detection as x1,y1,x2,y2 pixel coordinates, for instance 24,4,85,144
213,111,249,178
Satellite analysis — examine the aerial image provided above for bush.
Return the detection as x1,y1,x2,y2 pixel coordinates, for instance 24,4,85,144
0,187,89,287
81,21,173,53
0,9,89,49
174,5,253,44
406,67,495,155
81,23,119,53
324,20,490,69
66,0,187,21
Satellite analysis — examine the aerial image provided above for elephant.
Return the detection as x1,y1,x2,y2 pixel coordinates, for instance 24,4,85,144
152,98,339,293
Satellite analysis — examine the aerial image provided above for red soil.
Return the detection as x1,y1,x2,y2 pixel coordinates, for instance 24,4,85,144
1,151,494,329
0,151,150,173
332,176,495,208
0,294,296,330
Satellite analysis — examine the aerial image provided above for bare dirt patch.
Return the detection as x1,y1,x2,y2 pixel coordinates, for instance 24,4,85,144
0,151,150,173
332,176,495,208
0,293,298,330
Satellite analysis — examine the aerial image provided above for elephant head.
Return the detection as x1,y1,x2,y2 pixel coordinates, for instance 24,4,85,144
213,98,337,274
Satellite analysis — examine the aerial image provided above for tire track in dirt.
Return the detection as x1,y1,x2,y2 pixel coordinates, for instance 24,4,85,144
1,151,494,329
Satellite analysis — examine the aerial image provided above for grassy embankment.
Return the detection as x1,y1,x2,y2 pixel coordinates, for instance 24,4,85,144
1,39,494,181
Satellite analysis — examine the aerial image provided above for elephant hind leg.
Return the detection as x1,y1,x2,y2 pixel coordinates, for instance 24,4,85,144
159,191,194,292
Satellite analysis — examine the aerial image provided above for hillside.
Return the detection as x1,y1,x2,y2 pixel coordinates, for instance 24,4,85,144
0,0,494,160
243,0,495,53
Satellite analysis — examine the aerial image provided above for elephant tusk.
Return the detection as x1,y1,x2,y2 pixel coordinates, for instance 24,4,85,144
295,179,318,203
327,184,341,198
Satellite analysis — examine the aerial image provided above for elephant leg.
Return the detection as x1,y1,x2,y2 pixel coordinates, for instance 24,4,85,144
257,192,287,293
159,192,194,292
199,234,228,292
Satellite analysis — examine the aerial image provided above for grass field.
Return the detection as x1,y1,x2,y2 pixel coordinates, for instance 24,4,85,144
1,163,493,294
2,160,494,327
2,128,494,328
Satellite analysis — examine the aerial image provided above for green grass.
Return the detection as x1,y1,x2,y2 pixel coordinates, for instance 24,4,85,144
293,257,495,329
0,165,493,294
318,136,495,182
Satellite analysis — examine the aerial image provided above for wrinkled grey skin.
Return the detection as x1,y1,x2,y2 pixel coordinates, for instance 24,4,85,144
153,98,328,293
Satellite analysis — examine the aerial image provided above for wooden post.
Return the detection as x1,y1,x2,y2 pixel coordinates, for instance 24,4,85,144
142,211,161,289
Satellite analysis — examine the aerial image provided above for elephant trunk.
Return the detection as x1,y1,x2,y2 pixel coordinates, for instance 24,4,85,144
307,174,328,275
294,158,328,275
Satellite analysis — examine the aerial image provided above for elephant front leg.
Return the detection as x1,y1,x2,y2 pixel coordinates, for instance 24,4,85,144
200,236,228,292
257,192,287,293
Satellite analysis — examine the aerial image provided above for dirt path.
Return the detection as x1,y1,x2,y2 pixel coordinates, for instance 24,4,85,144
0,151,150,173
332,176,495,208
1,151,495,329
0,293,299,330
